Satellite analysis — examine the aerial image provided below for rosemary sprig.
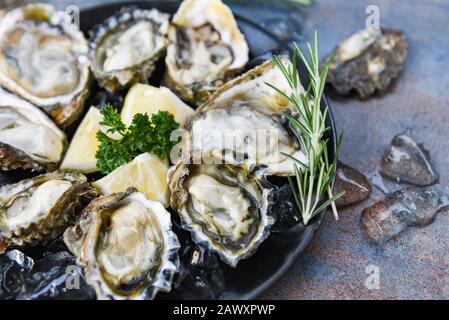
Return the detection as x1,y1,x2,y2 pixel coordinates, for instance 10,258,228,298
267,31,344,225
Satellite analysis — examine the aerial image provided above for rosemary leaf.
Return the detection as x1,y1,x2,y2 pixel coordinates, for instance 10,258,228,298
268,31,344,225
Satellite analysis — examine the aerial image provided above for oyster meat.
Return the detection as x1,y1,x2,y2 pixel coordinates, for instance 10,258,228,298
325,27,408,98
169,162,273,267
0,3,91,126
164,0,249,104
63,188,180,300
0,171,97,253
182,58,306,176
89,7,169,92
0,88,66,172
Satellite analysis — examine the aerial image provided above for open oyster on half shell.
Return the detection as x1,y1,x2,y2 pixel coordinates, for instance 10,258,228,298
325,27,408,98
181,57,306,176
64,188,180,300
0,3,91,126
0,171,97,253
164,0,249,104
88,7,169,92
0,88,66,172
169,162,273,267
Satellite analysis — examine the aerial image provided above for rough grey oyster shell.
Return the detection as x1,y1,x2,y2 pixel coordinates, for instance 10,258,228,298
163,0,249,104
168,162,273,267
0,171,97,253
0,88,66,172
63,188,180,300
88,7,169,92
325,27,408,98
0,3,91,126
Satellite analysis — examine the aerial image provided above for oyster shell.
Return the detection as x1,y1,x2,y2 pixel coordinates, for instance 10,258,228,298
181,58,306,176
0,3,91,126
0,171,97,253
88,7,169,92
164,0,249,104
0,88,66,172
169,162,273,267
63,188,180,300
325,27,408,98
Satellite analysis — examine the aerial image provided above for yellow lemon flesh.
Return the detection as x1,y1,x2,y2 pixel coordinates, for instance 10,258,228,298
92,152,170,207
60,107,103,173
121,83,194,127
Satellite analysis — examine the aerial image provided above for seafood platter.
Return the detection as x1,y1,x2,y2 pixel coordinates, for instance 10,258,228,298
0,0,340,300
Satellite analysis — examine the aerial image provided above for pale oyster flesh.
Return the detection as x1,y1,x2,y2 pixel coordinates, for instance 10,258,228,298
169,163,273,267
64,189,180,300
0,3,91,126
325,27,408,98
184,58,306,176
189,105,304,175
0,171,97,253
89,8,169,92
0,88,66,171
164,0,249,104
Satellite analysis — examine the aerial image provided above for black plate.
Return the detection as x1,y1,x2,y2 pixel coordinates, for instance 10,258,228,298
1,0,337,300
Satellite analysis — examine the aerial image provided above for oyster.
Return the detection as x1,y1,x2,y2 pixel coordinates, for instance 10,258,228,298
63,188,180,300
0,3,91,126
0,171,97,253
89,7,169,92
325,27,408,98
164,0,249,104
0,88,66,171
182,58,306,176
169,162,273,267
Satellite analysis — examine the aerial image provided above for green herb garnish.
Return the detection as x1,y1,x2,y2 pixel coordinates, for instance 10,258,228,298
95,104,179,173
267,32,344,225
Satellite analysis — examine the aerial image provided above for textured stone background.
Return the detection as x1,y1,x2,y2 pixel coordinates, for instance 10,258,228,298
36,0,449,299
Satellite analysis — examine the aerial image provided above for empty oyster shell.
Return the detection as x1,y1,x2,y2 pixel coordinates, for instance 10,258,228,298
182,58,306,176
0,88,66,172
0,3,91,126
64,188,180,300
88,7,169,92
164,0,249,104
325,28,407,98
169,162,274,267
0,171,97,253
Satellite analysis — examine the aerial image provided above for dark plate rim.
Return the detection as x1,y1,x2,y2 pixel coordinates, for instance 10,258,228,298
78,0,338,300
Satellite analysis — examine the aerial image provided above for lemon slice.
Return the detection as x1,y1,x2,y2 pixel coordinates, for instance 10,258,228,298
92,152,170,207
121,83,194,127
60,107,103,173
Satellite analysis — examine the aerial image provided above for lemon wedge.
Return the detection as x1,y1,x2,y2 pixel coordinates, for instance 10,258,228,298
121,83,194,127
60,107,103,173
92,152,170,207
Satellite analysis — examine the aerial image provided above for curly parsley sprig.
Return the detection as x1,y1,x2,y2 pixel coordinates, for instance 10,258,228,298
267,32,344,225
95,104,179,173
